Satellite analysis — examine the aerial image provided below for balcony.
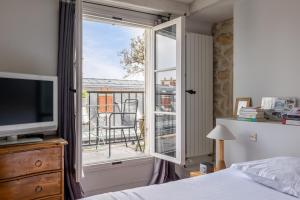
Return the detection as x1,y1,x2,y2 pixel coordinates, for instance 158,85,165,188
82,89,146,165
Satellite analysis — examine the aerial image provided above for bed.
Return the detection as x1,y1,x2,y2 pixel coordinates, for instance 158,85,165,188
83,166,298,200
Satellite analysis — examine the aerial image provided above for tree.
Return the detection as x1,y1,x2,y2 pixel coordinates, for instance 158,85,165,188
119,34,145,78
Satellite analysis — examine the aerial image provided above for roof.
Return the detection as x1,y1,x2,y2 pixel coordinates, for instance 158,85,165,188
83,78,144,92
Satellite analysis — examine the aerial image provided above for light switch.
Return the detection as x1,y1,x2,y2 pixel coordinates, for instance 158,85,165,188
250,133,257,142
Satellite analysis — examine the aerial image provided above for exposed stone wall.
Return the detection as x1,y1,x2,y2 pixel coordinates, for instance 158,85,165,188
212,19,233,118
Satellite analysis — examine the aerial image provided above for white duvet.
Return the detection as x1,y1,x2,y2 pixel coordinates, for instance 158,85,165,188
83,168,298,200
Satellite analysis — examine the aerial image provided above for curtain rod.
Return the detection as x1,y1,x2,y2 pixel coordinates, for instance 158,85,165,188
82,0,170,19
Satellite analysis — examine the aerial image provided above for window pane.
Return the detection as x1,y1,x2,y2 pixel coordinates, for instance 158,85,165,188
155,114,176,158
155,25,176,70
155,70,176,112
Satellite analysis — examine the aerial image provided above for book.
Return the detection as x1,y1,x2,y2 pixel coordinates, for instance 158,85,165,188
239,112,264,116
286,116,300,120
240,107,263,112
282,119,300,126
237,117,266,122
238,114,264,119
239,111,264,115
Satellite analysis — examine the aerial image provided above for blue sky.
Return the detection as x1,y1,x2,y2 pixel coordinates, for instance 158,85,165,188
83,20,145,80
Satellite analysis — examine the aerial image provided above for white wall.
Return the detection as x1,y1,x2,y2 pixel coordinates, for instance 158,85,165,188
217,118,300,166
186,18,212,35
81,158,154,196
0,0,59,76
234,0,300,106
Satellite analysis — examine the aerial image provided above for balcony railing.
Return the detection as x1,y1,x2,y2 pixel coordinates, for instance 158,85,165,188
82,91,144,146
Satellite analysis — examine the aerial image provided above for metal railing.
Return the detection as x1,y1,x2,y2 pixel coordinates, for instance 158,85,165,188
82,91,144,146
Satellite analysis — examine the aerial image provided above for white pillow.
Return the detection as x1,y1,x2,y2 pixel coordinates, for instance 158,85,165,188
231,157,300,198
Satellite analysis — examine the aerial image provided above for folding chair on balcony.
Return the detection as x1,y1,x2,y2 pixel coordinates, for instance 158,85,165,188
98,99,142,157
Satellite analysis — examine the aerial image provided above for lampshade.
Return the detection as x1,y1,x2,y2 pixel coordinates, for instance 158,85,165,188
207,124,236,140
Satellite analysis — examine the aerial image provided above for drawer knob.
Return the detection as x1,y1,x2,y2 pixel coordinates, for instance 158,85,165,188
35,160,43,167
35,185,43,193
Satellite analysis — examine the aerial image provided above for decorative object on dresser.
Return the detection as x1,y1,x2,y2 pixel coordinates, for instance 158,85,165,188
261,97,296,121
207,124,235,171
234,97,251,117
0,138,67,200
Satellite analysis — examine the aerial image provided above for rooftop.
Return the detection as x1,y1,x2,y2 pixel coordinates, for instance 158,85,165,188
83,78,144,92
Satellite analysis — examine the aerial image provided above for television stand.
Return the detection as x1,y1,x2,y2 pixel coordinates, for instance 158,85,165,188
0,136,43,146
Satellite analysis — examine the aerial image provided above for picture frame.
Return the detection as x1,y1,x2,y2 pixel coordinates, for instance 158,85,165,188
234,97,251,117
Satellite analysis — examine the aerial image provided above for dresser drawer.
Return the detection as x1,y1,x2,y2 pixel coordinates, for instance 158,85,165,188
0,172,62,200
0,147,61,180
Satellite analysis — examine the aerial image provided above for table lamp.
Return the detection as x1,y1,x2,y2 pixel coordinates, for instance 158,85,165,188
207,124,235,171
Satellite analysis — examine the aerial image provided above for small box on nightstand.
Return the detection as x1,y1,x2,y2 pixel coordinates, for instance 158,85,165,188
189,162,214,177
200,162,214,174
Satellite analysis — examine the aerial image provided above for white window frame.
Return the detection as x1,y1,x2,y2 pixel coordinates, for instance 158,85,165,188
149,17,186,165
75,0,83,182
75,1,162,180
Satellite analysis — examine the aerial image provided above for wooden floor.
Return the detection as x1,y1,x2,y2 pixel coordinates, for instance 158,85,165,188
82,143,145,165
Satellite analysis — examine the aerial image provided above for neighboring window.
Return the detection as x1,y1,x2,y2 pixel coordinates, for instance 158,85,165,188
98,95,113,113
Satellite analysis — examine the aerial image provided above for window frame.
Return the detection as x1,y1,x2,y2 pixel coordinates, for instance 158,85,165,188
75,3,159,179
149,17,186,165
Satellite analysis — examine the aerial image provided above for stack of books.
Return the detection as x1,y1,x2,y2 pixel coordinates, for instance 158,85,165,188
238,107,265,122
282,107,300,126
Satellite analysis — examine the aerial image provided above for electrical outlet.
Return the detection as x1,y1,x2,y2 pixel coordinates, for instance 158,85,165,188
250,133,257,142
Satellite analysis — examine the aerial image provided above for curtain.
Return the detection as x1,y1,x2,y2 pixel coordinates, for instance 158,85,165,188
57,0,83,199
148,158,179,185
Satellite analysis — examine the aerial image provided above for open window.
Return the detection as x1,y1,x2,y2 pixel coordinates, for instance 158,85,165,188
76,2,186,181
149,17,186,165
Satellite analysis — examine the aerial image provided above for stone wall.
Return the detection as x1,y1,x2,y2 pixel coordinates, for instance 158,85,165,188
212,19,233,118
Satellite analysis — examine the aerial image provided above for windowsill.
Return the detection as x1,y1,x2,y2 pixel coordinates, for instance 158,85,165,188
83,155,154,172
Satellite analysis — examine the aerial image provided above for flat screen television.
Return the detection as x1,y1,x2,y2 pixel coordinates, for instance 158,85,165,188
0,72,57,139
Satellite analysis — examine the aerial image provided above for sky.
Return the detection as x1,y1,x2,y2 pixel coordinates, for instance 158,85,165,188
83,20,145,80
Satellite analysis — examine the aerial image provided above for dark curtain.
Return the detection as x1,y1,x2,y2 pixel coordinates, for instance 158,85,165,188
148,158,179,185
57,0,83,199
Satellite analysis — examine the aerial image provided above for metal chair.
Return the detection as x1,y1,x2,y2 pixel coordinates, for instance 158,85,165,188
98,99,142,157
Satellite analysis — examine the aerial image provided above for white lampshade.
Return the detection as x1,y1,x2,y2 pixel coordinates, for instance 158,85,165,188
207,124,235,140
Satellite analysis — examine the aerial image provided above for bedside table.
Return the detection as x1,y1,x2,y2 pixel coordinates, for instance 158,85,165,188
189,171,205,177
189,170,216,177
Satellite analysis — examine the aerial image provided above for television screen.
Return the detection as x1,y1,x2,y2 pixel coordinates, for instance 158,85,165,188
0,78,54,126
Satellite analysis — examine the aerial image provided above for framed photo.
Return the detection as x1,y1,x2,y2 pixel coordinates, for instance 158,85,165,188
234,97,251,117
261,97,296,112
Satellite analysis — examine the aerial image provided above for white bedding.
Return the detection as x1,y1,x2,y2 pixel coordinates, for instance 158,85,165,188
83,168,298,200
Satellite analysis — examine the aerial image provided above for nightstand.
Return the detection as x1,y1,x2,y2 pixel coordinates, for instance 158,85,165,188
189,171,205,177
189,166,217,177
189,169,217,177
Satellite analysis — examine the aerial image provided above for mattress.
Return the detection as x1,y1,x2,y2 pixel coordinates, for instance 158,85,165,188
83,168,298,200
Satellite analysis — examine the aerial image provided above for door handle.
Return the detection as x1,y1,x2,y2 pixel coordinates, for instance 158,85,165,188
185,89,196,94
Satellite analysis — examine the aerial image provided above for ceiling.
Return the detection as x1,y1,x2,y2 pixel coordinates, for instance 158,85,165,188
89,0,234,23
189,0,234,23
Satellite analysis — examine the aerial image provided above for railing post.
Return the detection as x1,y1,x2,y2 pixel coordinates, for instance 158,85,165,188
113,93,116,143
105,93,108,144
128,92,131,142
88,92,91,145
96,93,99,147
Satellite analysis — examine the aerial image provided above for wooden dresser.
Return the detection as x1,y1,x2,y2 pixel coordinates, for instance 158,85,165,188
0,138,67,200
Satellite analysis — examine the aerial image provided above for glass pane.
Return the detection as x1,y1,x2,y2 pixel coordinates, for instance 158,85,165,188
155,25,176,70
155,114,176,158
155,70,176,112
